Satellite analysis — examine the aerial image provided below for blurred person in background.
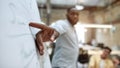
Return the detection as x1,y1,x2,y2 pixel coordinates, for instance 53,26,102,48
89,47,114,68
50,7,80,68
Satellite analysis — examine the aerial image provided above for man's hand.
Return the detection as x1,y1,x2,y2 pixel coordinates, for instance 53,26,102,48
36,31,44,55
29,22,55,42
29,22,56,55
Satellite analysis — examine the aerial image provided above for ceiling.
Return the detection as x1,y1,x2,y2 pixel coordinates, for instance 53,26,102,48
37,0,118,8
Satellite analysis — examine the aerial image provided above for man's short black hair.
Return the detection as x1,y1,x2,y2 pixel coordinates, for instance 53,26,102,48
103,46,112,53
67,7,74,12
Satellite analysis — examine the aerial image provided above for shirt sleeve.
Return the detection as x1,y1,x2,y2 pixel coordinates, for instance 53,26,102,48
50,20,67,35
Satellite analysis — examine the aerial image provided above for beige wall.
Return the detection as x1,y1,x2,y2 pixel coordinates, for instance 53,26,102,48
39,5,120,47
39,9,66,24
94,5,120,47
96,24,120,46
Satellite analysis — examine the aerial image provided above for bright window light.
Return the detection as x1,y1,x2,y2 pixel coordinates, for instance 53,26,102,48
76,24,113,28
75,5,84,10
75,24,86,43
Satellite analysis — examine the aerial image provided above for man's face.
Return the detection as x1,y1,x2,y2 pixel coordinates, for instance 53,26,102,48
67,10,79,26
102,49,111,59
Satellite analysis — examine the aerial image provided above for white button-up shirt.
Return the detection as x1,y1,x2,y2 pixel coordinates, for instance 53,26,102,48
0,0,42,68
50,20,79,68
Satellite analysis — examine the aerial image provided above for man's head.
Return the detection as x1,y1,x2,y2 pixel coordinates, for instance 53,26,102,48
101,47,112,59
66,7,80,26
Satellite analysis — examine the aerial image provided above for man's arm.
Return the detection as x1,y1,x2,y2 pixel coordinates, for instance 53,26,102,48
29,22,49,30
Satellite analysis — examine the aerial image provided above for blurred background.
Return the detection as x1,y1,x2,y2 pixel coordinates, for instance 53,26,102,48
36,0,120,67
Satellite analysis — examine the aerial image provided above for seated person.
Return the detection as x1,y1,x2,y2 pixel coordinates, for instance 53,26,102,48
88,46,114,68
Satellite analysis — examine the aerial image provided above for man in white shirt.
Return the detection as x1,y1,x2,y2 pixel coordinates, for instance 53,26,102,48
25,7,80,68
0,0,54,68
50,7,80,68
